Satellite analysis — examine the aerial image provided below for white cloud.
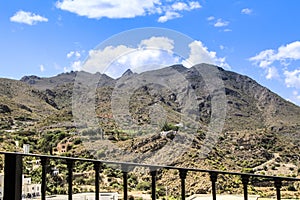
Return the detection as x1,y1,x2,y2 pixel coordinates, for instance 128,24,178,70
277,41,300,61
223,29,232,32
10,10,48,25
158,11,181,23
171,1,201,11
55,0,201,22
284,69,300,89
241,8,252,15
139,36,174,52
64,60,82,72
40,64,45,72
249,49,275,68
266,66,279,80
71,60,82,71
117,48,179,74
172,2,189,11
188,1,201,9
249,41,300,68
82,37,180,77
56,0,157,19
250,41,300,82
207,16,215,21
78,36,229,78
67,51,74,58
66,50,83,72
83,45,134,74
214,18,229,27
182,40,230,69
155,1,202,22
67,51,81,58
249,41,300,80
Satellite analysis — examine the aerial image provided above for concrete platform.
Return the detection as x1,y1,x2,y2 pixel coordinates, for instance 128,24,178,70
187,194,260,200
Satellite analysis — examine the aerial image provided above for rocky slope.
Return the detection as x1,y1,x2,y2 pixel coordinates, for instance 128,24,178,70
0,63,299,196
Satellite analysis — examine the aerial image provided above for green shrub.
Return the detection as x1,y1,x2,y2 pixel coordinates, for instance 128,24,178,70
136,181,151,191
161,122,179,132
287,185,297,191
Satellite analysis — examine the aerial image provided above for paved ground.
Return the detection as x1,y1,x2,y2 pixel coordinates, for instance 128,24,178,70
187,194,260,200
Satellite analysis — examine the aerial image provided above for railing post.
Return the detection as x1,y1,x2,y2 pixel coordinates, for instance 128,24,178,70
94,162,101,200
67,159,74,200
122,164,129,200
241,175,249,200
209,172,218,200
41,157,48,200
150,168,157,200
3,153,23,200
274,179,282,200
179,169,188,200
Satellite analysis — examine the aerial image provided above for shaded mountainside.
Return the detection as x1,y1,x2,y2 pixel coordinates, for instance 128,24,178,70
1,64,300,196
12,64,300,162
0,78,58,120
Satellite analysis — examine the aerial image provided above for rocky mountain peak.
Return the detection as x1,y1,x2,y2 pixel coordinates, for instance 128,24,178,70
122,69,134,76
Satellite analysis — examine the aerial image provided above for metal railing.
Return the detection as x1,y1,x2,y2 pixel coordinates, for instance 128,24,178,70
1,151,300,200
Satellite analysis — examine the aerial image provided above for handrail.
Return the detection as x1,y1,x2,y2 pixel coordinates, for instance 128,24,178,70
1,151,299,181
0,151,299,200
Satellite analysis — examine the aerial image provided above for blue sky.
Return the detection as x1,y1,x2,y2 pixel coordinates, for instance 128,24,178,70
2,0,300,105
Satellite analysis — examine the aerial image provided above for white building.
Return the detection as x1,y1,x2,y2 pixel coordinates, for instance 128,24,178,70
46,192,119,200
23,144,30,154
0,174,3,200
0,174,41,199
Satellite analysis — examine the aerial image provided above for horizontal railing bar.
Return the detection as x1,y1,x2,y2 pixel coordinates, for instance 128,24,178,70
1,151,299,182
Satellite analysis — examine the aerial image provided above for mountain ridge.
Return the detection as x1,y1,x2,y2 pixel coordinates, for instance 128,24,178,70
1,63,300,195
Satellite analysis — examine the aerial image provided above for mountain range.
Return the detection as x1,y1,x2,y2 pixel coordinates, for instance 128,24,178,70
1,63,300,195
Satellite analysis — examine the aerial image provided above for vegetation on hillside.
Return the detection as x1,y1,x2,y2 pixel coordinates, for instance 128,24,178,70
0,64,300,198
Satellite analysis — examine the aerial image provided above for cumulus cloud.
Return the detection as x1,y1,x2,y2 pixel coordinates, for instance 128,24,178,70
78,36,229,78
214,18,229,27
250,41,300,80
208,17,230,30
241,8,252,15
249,41,300,68
284,68,300,105
188,1,201,9
250,42,300,105
56,0,157,19
139,37,174,52
64,60,82,72
10,10,48,25
207,16,215,21
83,45,134,74
266,66,279,80
67,51,81,59
65,50,83,72
171,1,201,11
172,2,189,11
82,37,180,77
117,48,180,74
55,0,201,22
158,11,181,23
182,40,230,69
284,69,300,89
